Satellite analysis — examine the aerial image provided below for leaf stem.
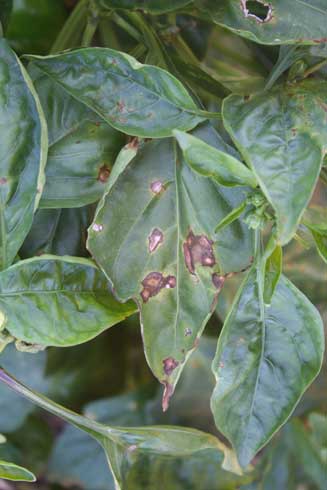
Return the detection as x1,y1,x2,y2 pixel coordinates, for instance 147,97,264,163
303,59,327,78
50,0,89,53
0,367,102,437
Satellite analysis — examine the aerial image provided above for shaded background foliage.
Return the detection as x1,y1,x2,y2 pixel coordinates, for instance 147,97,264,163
0,0,326,489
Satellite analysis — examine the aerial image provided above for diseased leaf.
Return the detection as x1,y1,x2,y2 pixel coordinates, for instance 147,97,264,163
27,47,209,138
223,82,327,244
0,39,47,270
97,0,192,13
0,256,137,347
0,370,242,490
196,0,327,45
211,265,324,467
173,130,257,188
88,123,253,409
0,460,36,482
28,64,125,208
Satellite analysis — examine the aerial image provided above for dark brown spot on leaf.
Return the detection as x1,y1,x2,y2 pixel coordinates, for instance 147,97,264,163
183,230,215,274
148,228,163,253
117,101,125,112
97,165,111,183
150,180,164,194
163,357,179,376
212,273,226,293
140,272,176,303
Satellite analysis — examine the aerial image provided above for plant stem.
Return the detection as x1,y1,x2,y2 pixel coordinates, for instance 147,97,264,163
81,0,100,46
51,0,89,53
0,367,102,437
303,59,327,78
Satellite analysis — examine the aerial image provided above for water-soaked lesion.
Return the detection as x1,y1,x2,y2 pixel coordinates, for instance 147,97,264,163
148,228,163,253
240,0,273,23
183,230,216,275
140,272,176,303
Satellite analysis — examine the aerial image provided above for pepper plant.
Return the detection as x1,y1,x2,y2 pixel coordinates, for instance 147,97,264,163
0,1,326,488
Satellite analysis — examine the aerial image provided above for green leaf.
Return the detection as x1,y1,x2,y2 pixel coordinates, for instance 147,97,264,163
303,206,327,264
173,130,257,188
0,256,137,347
97,0,192,13
0,460,36,482
263,241,282,304
20,207,93,259
196,0,327,45
0,369,243,490
28,64,126,208
0,39,47,270
27,47,208,138
87,124,253,409
211,266,324,467
0,0,12,32
222,82,326,244
215,201,248,234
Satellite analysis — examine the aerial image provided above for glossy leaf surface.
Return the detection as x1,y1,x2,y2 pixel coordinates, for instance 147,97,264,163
28,48,207,138
196,0,327,45
0,460,36,482
0,39,47,269
211,267,324,467
223,82,327,244
88,124,253,408
29,65,125,208
0,256,137,347
173,130,257,188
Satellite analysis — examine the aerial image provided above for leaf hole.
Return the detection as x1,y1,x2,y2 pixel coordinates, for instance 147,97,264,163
241,0,272,23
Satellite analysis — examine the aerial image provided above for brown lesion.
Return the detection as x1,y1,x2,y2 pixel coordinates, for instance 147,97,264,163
163,357,179,376
140,272,176,303
97,165,111,183
150,180,164,194
148,228,163,253
183,230,216,275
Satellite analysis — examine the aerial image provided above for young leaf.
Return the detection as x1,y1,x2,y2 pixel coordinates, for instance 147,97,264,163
0,369,242,490
0,460,36,482
0,256,137,347
88,123,253,410
196,0,327,45
27,47,209,138
264,241,282,304
222,82,327,244
173,130,257,188
28,64,125,208
211,266,324,467
0,39,47,270
215,200,247,234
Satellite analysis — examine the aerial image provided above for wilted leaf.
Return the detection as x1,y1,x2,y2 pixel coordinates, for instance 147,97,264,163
0,256,137,347
0,39,47,270
27,47,209,138
211,265,324,467
88,124,253,408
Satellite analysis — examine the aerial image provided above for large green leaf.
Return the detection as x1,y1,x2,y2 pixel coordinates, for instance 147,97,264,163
0,460,36,482
0,39,47,270
97,0,192,13
27,47,209,138
20,207,93,259
0,369,242,490
222,82,327,244
0,256,137,347
196,0,327,45
173,130,257,188
211,265,324,467
88,123,253,408
28,65,125,208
